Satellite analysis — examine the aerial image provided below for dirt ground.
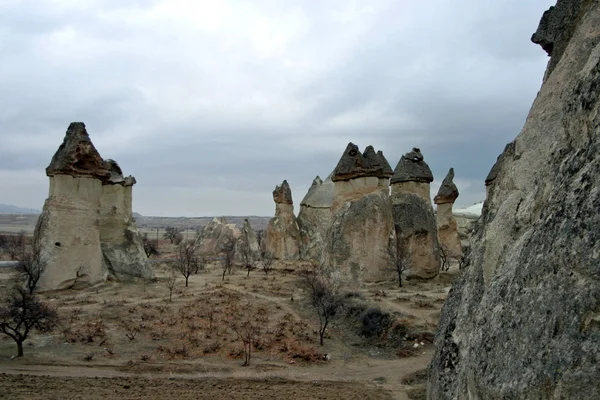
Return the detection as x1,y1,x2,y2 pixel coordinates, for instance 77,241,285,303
0,245,457,400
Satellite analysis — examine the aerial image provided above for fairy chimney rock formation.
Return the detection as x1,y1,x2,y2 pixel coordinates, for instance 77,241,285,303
297,174,334,262
234,219,261,263
264,180,301,260
34,122,152,291
390,148,440,280
325,143,395,284
429,1,600,398
433,168,462,258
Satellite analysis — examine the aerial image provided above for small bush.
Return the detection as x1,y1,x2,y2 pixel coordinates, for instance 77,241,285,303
359,308,393,338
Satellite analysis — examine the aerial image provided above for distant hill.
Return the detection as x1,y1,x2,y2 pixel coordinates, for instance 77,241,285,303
0,204,41,214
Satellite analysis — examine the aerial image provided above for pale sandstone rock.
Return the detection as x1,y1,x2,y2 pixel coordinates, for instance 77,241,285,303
36,175,107,290
234,219,261,263
434,168,462,258
429,1,600,398
264,181,301,260
99,160,153,281
325,144,395,284
297,175,334,262
390,148,440,279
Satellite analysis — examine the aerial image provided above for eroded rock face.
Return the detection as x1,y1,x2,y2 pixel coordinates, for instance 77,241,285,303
264,181,301,260
234,219,261,263
391,149,440,279
434,168,461,258
325,144,395,284
196,217,239,256
34,122,153,290
99,160,153,281
297,175,334,262
35,175,107,290
428,2,600,398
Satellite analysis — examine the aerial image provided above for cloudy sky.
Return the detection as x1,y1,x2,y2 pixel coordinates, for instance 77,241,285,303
1,0,555,217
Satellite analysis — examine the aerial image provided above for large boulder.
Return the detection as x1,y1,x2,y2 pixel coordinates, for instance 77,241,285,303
264,180,301,260
325,144,395,284
390,148,440,279
297,175,334,262
428,1,600,398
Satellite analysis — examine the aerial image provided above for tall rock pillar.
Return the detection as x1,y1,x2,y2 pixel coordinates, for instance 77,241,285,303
434,168,462,258
264,180,301,260
34,122,110,290
390,148,440,279
297,174,334,263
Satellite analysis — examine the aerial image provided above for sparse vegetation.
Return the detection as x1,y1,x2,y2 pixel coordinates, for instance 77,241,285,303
172,241,202,287
14,238,45,294
163,226,183,245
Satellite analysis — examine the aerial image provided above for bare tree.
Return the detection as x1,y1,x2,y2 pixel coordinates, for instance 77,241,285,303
231,306,262,366
260,251,275,275
172,242,201,287
6,232,26,260
165,272,177,302
163,227,182,244
142,232,159,257
391,247,410,288
302,265,340,346
0,286,59,357
240,243,254,277
14,240,45,294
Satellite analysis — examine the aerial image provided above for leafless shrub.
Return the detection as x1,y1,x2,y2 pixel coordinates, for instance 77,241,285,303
231,304,262,366
172,242,202,287
163,227,182,244
261,251,275,275
165,273,177,302
14,239,45,294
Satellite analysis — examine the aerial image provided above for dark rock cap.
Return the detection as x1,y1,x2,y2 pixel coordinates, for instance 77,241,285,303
531,0,584,78
46,122,110,180
332,143,394,181
103,159,136,187
434,168,459,204
390,148,433,184
273,180,293,204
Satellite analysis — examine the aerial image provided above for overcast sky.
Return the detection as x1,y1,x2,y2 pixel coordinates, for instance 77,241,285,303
1,0,555,217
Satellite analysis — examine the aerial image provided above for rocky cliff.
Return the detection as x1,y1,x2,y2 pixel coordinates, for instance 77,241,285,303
428,1,600,398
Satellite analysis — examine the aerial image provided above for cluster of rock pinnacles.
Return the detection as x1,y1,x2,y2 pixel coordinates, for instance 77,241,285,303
264,142,463,284
35,123,461,290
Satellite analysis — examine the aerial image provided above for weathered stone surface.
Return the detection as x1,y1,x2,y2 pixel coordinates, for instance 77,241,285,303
234,219,261,263
99,163,152,281
429,2,600,398
325,188,395,284
391,191,440,279
332,143,393,182
390,148,433,185
196,217,239,256
273,180,293,204
34,123,153,290
35,175,107,290
264,181,301,260
46,122,110,181
298,175,334,262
